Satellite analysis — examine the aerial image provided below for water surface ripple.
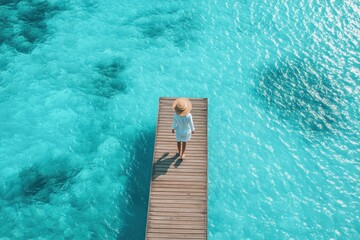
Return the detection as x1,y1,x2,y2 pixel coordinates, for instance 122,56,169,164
0,0,359,239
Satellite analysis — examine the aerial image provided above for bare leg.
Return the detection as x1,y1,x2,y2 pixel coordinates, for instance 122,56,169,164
181,142,186,158
177,142,181,155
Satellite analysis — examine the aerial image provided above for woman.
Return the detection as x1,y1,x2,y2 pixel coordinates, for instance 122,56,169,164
171,98,195,159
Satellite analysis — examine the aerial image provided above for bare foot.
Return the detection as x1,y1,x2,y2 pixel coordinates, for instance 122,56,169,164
181,154,186,159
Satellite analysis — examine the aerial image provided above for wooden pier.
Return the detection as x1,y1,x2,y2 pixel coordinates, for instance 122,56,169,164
146,97,208,239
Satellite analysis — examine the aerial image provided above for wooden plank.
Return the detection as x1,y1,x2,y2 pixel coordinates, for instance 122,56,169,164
153,167,206,171
148,211,206,217
150,190,207,195
153,178,207,184
149,207,206,213
147,233,206,239
153,164,208,169
153,176,206,182
146,98,208,239
149,196,207,201
154,154,207,159
153,184,207,188
151,183,206,188
147,225,206,231
148,215,206,221
153,160,207,164
153,166,207,170
150,204,206,210
150,189,207,194
153,154,208,158
148,228,205,234
150,190,206,195
148,220,206,226
153,168,207,174
150,199,206,204
153,164,207,168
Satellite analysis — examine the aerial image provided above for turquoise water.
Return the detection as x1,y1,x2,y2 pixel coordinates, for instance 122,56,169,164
0,0,359,239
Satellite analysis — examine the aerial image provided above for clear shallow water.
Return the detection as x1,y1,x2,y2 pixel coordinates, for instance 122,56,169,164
0,0,359,239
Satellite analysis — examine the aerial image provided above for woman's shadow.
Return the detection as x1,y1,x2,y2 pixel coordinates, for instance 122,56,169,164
152,152,183,180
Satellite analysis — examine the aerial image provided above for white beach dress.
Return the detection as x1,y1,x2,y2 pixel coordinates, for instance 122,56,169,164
171,113,195,142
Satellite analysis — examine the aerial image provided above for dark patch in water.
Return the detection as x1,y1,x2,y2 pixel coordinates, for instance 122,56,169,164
117,130,154,240
0,0,66,53
2,155,80,204
92,58,127,98
76,58,128,99
256,58,344,132
97,58,126,78
20,166,48,198
132,8,200,48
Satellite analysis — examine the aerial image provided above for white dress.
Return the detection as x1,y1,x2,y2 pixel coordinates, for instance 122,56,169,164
171,113,195,142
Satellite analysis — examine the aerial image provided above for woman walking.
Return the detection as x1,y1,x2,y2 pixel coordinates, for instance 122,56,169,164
171,98,195,159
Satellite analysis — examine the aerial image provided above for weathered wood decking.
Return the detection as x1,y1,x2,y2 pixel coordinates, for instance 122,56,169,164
146,97,208,239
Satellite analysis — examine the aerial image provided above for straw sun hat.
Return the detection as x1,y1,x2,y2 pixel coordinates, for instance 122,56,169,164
172,98,192,116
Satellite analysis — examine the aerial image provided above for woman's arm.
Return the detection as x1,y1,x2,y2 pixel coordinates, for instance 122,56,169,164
171,114,177,133
189,114,195,133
